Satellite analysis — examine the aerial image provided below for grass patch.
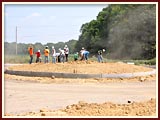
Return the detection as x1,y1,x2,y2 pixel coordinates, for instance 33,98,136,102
4,54,156,65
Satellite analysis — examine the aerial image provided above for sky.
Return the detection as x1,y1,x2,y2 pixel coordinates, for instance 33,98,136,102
4,3,108,44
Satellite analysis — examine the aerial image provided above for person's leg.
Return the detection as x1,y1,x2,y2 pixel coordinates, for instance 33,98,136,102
53,56,56,63
101,55,103,63
47,56,49,63
30,55,33,64
85,54,87,60
66,54,68,62
29,55,31,64
63,55,65,63
60,55,62,63
54,56,57,63
37,57,40,63
45,56,47,63
52,56,53,63
98,55,100,62
85,53,89,60
39,57,41,63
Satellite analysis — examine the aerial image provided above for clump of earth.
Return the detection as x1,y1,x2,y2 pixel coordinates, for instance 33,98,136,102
4,61,156,117
5,98,156,116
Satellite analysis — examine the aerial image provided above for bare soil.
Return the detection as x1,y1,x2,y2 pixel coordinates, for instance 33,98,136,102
5,98,156,116
4,62,157,117
7,61,153,74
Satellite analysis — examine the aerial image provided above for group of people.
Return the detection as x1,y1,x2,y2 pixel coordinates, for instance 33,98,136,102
28,44,69,64
73,47,90,61
73,47,105,62
28,45,106,64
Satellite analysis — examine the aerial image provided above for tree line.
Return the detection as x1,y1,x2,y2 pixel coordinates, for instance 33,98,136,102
75,4,156,60
4,39,77,55
4,4,156,60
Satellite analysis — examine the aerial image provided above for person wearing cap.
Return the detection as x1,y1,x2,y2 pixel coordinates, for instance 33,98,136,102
59,48,65,63
44,46,50,63
64,44,69,62
97,49,105,63
51,46,56,63
35,50,41,63
28,45,34,64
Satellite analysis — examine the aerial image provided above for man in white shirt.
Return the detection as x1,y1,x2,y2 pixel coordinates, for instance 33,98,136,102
52,46,56,63
64,45,69,62
59,48,65,63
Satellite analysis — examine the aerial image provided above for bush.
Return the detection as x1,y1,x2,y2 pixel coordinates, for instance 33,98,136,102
145,58,156,65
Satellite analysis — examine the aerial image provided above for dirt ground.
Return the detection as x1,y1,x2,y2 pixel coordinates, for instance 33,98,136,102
5,98,156,116
4,73,156,84
7,61,153,74
4,62,157,117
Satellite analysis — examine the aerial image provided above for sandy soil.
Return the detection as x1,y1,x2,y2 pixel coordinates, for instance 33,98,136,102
7,61,153,74
4,62,157,117
4,74,156,84
5,98,156,116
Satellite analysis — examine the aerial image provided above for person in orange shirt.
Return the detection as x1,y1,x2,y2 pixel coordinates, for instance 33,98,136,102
28,45,34,64
44,46,50,63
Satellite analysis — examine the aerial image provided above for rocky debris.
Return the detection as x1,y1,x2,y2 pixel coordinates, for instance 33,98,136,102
4,98,156,116
139,77,146,82
51,75,55,79
40,108,49,112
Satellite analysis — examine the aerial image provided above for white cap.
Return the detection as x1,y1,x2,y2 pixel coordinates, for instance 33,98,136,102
38,50,40,52
59,48,61,50
52,46,54,49
82,47,84,50
65,45,67,47
103,49,105,52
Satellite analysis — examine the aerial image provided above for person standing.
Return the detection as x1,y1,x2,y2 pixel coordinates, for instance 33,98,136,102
28,45,34,64
97,49,105,63
64,45,69,62
35,50,41,63
44,46,50,63
51,46,56,63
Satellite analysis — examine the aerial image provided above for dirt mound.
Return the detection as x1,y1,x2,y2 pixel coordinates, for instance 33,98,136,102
5,98,156,116
8,61,153,74
4,74,156,84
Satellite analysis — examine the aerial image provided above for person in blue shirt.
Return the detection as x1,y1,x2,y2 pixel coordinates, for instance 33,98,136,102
83,50,90,60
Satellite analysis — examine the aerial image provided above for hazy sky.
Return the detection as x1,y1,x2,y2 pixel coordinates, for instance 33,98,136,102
4,3,108,44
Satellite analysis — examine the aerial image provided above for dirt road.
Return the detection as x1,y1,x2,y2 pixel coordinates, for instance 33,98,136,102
4,79,156,115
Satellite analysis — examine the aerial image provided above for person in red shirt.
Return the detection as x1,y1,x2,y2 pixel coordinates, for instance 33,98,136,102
35,50,41,63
